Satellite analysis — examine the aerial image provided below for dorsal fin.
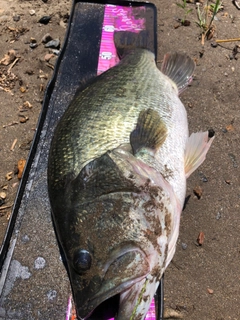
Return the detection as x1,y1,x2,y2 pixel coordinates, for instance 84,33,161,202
161,53,195,94
130,108,167,155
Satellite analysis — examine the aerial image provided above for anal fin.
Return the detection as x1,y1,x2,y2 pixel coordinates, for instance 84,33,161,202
185,131,215,178
130,108,168,155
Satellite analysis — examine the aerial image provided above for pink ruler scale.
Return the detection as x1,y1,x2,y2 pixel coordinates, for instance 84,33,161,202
98,4,156,320
97,4,146,74
66,292,156,320
67,4,156,320
108,300,156,320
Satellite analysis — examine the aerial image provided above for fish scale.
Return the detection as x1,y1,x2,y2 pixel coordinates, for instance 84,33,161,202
49,50,176,186
48,47,214,320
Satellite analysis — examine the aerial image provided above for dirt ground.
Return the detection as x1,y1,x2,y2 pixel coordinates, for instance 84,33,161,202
0,0,240,319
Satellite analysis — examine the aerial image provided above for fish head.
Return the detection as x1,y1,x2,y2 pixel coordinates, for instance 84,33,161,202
57,147,179,319
63,193,153,318
67,242,151,319
65,214,163,320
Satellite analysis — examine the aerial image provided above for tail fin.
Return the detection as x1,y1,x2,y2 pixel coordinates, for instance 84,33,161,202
114,31,149,58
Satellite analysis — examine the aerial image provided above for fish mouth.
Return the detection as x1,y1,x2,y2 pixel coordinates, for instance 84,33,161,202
87,274,147,320
73,247,150,319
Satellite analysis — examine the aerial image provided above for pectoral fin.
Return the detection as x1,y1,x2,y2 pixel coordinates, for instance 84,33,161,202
130,108,168,155
185,131,215,178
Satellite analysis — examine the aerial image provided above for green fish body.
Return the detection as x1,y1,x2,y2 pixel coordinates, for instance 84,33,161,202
48,48,214,319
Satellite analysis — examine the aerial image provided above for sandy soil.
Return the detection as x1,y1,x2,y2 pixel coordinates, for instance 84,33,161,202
0,0,70,241
0,0,240,319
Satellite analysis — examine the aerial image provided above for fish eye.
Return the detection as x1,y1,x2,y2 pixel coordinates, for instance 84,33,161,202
73,249,92,272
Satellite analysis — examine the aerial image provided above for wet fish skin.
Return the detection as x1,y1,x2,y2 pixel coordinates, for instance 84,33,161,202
58,145,178,319
48,48,213,320
48,49,189,204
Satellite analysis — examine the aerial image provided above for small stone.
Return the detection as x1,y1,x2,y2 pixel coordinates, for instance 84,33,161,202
199,172,208,182
197,231,204,245
216,211,221,220
17,159,26,179
13,15,20,22
0,192,6,200
208,128,215,138
211,41,218,48
38,16,51,25
29,10,36,16
21,234,30,243
34,257,46,269
20,86,26,93
181,243,187,250
59,20,67,28
193,186,203,199
47,290,57,300
23,101,32,109
226,124,234,132
5,172,13,181
19,115,29,123
41,33,53,44
29,43,38,49
207,288,214,294
51,49,60,55
44,53,54,62
0,49,16,66
45,39,60,49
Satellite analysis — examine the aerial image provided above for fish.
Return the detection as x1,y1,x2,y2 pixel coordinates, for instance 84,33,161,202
48,43,214,320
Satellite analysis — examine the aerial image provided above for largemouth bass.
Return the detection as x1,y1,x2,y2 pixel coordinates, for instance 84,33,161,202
48,47,214,319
